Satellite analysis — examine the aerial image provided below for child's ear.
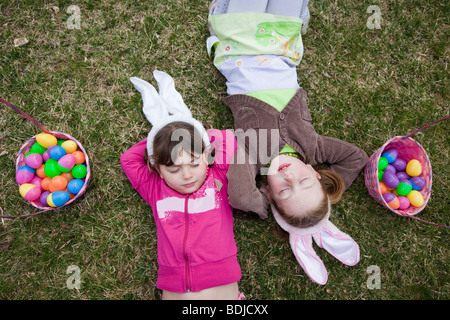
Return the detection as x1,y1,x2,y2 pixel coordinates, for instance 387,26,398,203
153,164,164,178
261,185,273,204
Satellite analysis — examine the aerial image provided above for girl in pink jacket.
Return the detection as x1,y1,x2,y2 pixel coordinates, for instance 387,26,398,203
120,72,242,300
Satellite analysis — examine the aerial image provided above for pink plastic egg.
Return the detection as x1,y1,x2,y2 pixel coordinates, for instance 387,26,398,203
398,196,410,210
24,153,43,169
30,176,44,191
57,154,76,172
19,183,41,201
16,165,36,184
42,150,51,162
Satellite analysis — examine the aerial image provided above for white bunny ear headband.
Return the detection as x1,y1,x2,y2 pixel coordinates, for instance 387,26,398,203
271,200,360,285
130,70,210,164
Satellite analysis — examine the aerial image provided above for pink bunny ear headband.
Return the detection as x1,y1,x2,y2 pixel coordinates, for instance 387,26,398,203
271,200,360,285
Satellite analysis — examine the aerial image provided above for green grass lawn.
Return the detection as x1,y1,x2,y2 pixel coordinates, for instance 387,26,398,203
0,0,448,300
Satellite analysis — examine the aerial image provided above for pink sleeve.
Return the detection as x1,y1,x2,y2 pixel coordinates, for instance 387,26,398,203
208,129,237,170
120,139,156,204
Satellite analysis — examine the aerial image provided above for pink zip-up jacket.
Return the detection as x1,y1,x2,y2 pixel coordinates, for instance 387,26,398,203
120,129,241,293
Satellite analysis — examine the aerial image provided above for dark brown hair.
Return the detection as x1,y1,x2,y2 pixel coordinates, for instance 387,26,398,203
144,121,206,169
273,169,344,239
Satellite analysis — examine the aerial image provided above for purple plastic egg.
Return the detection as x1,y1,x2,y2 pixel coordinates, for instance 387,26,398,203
398,196,410,210
16,165,36,184
24,153,43,169
384,164,396,174
410,176,425,191
396,171,410,181
392,158,407,171
383,172,399,189
40,191,51,206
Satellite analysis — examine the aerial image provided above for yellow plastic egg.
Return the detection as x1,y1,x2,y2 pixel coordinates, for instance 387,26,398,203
61,140,78,154
36,133,57,148
407,190,424,207
406,159,422,177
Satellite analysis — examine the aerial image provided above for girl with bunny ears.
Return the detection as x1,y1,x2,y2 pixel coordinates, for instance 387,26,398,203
120,70,243,299
208,1,368,284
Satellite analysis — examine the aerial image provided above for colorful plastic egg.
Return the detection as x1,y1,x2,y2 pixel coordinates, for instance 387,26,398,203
42,150,51,162
19,183,41,201
384,164,396,174
47,191,70,207
44,159,61,178
16,165,36,184
378,157,388,170
383,192,400,210
67,179,84,194
396,179,412,196
49,175,68,192
378,181,389,194
36,164,47,178
72,150,86,165
29,142,47,155
24,153,43,169
30,176,43,191
36,133,57,148
57,154,76,172
392,158,407,171
396,171,410,181
49,145,66,161
61,140,77,154
61,171,74,183
72,164,87,179
398,196,410,210
378,170,384,181
41,177,52,191
39,191,51,207
383,172,399,189
406,159,422,177
410,176,425,191
407,190,424,207
381,149,398,164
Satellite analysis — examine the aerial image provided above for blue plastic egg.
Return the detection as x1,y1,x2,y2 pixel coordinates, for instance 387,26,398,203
67,179,84,194
47,191,70,207
49,145,66,161
381,149,398,164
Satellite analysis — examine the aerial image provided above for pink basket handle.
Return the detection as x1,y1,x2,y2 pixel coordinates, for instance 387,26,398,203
0,98,51,133
404,116,450,139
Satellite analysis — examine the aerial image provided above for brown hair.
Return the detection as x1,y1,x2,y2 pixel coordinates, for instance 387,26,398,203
273,169,344,239
144,121,206,169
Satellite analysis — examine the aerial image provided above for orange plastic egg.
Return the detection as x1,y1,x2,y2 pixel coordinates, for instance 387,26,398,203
36,164,47,178
60,171,75,183
72,151,86,165
49,175,68,192
41,177,52,191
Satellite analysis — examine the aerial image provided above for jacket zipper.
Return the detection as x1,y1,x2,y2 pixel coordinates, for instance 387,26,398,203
183,195,191,292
